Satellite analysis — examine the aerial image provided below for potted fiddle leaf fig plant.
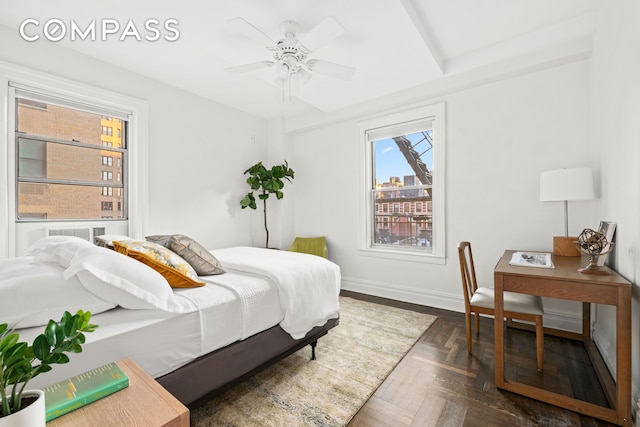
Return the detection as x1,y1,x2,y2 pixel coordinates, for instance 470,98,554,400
240,160,295,248
0,310,98,426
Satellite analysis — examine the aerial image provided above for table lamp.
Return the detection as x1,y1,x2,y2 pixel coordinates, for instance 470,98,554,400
539,168,594,256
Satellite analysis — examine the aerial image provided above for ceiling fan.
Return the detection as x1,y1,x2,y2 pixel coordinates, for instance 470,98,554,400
225,16,356,88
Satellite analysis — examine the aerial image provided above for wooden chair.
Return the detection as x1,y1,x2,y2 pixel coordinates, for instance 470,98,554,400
287,236,328,258
457,241,545,371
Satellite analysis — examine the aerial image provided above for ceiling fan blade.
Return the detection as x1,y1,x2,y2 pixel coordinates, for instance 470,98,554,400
307,59,356,81
299,16,345,51
225,61,274,74
227,17,275,47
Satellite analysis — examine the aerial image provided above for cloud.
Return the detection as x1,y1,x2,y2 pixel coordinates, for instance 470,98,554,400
382,146,395,154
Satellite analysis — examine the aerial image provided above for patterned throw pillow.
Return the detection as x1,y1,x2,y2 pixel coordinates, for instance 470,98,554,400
113,240,205,288
146,234,225,276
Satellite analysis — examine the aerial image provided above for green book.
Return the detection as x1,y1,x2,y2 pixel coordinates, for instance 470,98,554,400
43,362,129,421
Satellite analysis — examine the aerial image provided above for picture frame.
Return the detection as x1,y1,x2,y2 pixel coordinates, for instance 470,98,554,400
596,221,616,266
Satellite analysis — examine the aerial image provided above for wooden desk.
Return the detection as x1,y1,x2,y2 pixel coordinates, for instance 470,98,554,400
47,358,189,427
494,250,632,426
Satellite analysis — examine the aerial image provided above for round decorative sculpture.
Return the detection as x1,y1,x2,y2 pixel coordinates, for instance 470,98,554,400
575,228,613,275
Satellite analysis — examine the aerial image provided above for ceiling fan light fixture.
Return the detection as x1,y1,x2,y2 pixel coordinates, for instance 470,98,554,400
226,16,355,102
297,68,312,85
275,61,291,79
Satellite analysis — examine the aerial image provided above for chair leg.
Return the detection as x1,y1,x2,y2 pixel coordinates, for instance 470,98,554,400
535,315,544,372
475,312,480,335
465,311,472,353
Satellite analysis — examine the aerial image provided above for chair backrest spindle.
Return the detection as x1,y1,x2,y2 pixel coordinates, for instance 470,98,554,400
458,241,479,306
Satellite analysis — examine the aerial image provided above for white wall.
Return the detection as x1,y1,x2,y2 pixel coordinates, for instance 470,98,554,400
589,0,640,415
0,24,268,252
290,60,594,331
2,4,638,413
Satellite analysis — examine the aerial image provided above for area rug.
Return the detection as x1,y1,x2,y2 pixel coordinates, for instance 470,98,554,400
190,296,437,427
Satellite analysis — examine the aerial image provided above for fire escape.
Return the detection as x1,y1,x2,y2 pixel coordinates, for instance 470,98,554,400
380,131,433,245
392,131,432,197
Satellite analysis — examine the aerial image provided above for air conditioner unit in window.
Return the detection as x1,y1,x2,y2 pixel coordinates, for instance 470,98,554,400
45,227,106,243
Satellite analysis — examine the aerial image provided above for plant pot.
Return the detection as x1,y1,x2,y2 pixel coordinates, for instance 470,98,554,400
0,390,45,427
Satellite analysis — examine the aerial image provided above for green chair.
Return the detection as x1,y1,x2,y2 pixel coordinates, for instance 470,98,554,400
287,237,328,258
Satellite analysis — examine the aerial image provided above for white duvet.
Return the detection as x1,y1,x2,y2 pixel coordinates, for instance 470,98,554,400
211,246,341,339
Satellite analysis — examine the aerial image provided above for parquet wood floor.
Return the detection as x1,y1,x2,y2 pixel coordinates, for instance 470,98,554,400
343,291,617,427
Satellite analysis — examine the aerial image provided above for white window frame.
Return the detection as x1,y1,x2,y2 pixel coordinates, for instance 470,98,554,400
0,60,149,258
358,102,446,263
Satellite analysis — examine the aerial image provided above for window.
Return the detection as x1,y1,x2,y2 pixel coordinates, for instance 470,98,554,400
18,139,46,178
15,89,127,221
359,103,445,261
2,63,148,258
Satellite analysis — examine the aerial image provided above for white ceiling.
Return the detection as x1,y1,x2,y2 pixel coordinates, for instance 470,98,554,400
0,0,597,123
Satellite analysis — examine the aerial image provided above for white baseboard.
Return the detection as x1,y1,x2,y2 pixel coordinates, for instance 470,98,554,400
341,276,583,332
341,276,463,312
634,392,640,427
593,328,640,424
592,327,616,374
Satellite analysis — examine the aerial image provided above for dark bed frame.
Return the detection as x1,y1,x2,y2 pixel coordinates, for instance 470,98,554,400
156,317,340,409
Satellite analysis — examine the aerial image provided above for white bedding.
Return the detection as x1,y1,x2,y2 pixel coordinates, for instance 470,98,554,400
176,271,282,351
24,275,280,389
213,247,341,339
5,244,341,389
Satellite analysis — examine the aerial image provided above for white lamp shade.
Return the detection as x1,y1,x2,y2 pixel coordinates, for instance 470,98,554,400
540,168,594,202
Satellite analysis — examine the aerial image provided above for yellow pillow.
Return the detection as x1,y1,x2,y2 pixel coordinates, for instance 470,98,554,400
113,240,205,288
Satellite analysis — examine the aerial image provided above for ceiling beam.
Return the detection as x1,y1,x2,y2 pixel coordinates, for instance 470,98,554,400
398,0,445,75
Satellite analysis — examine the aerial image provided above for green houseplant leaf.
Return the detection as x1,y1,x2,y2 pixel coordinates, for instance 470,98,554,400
240,160,295,248
0,310,98,417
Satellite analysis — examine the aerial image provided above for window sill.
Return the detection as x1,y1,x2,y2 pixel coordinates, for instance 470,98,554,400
357,247,446,264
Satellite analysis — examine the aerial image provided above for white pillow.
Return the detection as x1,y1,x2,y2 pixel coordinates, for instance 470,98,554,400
0,257,116,329
26,235,89,254
27,236,101,267
63,250,196,313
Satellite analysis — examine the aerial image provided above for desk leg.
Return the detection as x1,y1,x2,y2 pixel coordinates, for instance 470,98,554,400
582,302,591,339
617,287,632,426
494,272,505,389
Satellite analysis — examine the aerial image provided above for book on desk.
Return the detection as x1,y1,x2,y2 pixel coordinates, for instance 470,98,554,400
509,251,554,268
43,362,129,421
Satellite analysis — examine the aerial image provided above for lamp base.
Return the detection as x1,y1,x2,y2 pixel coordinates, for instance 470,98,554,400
553,236,581,257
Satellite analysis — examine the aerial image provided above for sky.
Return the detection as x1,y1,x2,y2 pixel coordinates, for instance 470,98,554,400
374,131,433,184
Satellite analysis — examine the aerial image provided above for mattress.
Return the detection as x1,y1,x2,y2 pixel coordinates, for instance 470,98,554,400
23,272,282,389
4,241,340,391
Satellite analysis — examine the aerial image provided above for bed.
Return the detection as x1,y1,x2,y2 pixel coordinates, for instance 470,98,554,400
1,235,341,408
